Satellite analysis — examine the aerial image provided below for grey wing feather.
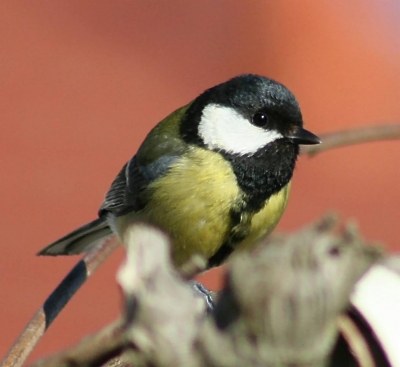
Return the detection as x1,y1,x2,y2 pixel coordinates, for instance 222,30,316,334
99,162,129,214
99,155,180,216
135,155,180,183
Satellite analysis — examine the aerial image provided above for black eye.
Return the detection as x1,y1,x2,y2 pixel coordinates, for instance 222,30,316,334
252,112,268,127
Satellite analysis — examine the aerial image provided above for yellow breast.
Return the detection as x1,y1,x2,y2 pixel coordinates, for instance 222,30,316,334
117,148,291,268
118,148,239,266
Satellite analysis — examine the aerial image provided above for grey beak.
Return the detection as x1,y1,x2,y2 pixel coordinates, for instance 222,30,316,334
286,126,321,145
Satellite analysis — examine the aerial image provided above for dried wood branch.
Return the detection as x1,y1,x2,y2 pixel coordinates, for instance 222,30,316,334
31,217,383,367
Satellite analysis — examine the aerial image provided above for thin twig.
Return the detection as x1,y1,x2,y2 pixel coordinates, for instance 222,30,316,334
0,237,119,367
301,124,400,156
31,320,126,367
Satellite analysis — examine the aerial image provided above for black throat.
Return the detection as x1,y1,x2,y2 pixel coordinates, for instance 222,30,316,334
221,140,299,213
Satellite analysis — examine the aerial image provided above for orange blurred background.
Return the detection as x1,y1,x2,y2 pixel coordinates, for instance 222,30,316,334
1,1,400,362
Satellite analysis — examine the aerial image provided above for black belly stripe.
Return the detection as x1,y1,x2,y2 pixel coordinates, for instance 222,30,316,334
207,243,235,268
207,207,251,268
207,141,298,268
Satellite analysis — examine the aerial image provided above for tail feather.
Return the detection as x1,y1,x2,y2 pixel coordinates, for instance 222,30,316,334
38,218,113,256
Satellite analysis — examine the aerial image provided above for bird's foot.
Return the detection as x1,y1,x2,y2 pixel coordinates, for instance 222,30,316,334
189,280,215,312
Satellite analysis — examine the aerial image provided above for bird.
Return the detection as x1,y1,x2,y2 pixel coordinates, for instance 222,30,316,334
38,74,320,270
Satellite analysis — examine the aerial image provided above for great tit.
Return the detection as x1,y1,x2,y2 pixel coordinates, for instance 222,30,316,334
38,74,320,269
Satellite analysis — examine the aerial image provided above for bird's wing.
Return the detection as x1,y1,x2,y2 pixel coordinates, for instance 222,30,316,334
98,104,190,216
98,161,129,214
98,136,187,216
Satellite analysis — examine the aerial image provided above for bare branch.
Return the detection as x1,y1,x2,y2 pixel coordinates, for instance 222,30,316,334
31,321,126,367
301,124,400,156
199,217,382,367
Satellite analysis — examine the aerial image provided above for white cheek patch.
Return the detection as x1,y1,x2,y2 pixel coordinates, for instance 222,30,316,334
198,104,283,155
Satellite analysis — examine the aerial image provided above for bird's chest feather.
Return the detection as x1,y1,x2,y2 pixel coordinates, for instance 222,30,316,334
137,149,240,266
117,148,290,267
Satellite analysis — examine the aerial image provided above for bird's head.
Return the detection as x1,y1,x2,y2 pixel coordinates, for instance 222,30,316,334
180,74,320,156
